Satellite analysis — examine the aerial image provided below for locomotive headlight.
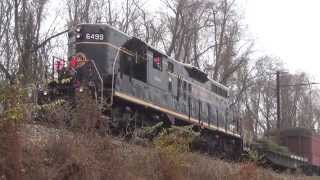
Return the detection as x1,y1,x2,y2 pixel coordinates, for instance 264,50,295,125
43,91,48,96
75,27,81,33
76,33,82,39
79,87,84,92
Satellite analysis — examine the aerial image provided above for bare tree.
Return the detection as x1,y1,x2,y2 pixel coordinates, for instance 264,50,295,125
280,73,315,129
159,0,252,86
0,0,15,83
67,0,92,27
233,56,284,137
161,0,212,64
206,0,253,85
12,0,53,84
0,0,66,85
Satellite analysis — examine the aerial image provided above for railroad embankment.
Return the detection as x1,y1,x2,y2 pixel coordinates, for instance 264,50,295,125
0,122,316,180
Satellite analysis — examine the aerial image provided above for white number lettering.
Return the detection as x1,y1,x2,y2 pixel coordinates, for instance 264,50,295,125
86,33,90,40
100,34,104,40
85,33,104,41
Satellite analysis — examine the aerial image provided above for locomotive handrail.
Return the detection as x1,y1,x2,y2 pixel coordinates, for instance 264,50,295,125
90,60,104,107
109,48,121,107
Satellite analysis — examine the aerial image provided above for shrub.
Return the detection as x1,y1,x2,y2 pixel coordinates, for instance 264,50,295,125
69,93,103,134
153,127,194,154
0,84,28,180
257,138,289,155
152,127,197,180
34,92,105,134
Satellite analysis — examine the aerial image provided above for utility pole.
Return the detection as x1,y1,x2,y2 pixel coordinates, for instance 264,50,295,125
309,82,313,127
276,71,281,129
275,71,320,130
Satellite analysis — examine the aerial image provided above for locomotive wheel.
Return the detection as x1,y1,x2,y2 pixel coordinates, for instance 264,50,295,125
123,110,136,139
191,132,220,156
110,106,135,138
109,107,124,136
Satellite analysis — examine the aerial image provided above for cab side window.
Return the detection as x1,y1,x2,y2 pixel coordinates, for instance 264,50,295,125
153,52,162,71
167,61,174,73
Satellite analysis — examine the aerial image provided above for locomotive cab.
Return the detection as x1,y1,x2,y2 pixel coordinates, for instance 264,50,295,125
68,24,149,98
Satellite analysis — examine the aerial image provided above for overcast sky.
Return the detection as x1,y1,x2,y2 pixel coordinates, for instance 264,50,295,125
245,0,320,80
49,0,320,80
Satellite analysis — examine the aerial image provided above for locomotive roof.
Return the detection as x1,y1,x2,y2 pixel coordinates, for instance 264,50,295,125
76,23,229,90
280,127,319,137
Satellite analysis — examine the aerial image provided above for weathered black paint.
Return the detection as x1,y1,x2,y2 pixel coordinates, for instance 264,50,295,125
70,23,240,137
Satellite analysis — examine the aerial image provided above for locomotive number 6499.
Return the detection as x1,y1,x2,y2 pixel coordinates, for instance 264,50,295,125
85,33,104,41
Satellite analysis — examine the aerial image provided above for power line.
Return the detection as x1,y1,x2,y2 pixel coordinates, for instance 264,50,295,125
280,82,320,87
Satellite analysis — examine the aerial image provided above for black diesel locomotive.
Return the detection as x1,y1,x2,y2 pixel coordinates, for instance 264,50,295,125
64,23,242,155
40,23,320,174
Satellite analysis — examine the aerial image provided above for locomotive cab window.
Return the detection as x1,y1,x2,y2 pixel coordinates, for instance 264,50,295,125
224,90,228,98
167,61,174,73
119,51,132,77
121,38,147,82
153,52,162,71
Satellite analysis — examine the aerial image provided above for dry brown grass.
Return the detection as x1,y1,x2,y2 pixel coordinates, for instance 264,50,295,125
69,93,103,134
17,126,315,180
20,131,126,180
0,122,23,180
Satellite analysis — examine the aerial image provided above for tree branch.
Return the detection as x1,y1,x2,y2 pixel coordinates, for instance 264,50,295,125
32,29,69,52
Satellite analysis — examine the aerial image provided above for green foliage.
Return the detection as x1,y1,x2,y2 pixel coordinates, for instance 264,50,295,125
257,138,289,155
138,122,164,139
3,107,24,122
153,127,195,154
0,83,27,180
248,149,265,163
0,84,27,127
152,127,196,180
35,99,66,112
